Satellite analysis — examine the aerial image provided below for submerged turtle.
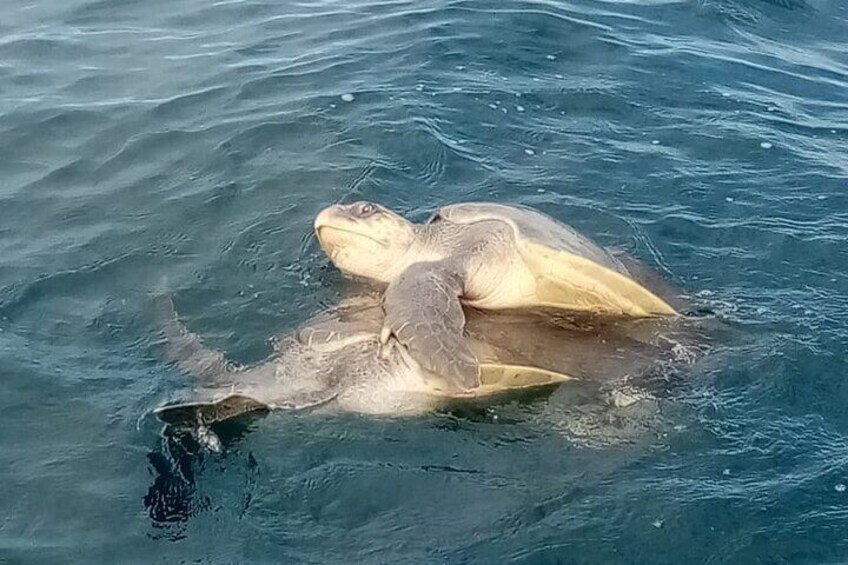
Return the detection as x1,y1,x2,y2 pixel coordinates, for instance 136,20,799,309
153,294,687,449
314,201,680,390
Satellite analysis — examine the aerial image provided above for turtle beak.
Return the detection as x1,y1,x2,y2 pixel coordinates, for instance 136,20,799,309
315,204,370,255
314,204,344,234
314,204,345,247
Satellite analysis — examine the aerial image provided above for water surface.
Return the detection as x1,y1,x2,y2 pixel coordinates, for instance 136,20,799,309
2,0,848,562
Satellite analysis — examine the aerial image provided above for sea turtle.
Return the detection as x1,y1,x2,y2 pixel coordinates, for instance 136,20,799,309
153,294,686,450
314,201,680,391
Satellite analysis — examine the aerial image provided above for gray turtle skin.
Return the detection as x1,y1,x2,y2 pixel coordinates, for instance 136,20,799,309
314,201,680,391
154,294,697,437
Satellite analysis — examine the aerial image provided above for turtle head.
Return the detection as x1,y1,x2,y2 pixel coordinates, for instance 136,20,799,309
314,201,415,282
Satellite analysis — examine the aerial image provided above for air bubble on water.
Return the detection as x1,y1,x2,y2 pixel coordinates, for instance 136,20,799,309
516,105,525,112
525,148,535,156
760,141,773,149
835,483,846,493
341,93,354,102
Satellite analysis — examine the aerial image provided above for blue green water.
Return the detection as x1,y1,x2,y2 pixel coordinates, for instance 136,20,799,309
2,0,848,562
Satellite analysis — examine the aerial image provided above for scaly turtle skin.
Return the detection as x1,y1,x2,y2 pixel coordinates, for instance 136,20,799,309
314,201,678,391
153,294,687,435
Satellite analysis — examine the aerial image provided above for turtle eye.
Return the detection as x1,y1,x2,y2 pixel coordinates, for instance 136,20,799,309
354,202,376,218
426,212,443,224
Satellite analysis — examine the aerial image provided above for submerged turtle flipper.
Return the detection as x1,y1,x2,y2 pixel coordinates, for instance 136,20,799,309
383,263,480,391
423,362,575,398
478,363,575,391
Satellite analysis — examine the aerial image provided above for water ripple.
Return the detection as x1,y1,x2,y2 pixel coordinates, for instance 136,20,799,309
2,0,848,561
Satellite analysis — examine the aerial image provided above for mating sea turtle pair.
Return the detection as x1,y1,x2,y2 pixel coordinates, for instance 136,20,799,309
315,201,679,391
155,201,691,444
154,293,685,449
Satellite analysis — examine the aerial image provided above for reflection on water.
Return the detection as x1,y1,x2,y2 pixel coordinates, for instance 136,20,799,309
144,418,262,538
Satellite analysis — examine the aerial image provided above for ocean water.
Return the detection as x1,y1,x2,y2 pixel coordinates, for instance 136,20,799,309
2,0,848,562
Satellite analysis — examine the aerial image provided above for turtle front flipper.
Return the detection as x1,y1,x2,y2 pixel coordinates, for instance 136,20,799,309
154,394,270,427
522,241,678,317
154,294,239,385
383,263,480,391
154,394,270,452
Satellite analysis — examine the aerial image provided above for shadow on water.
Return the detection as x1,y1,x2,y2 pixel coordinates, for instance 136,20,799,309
144,416,263,539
